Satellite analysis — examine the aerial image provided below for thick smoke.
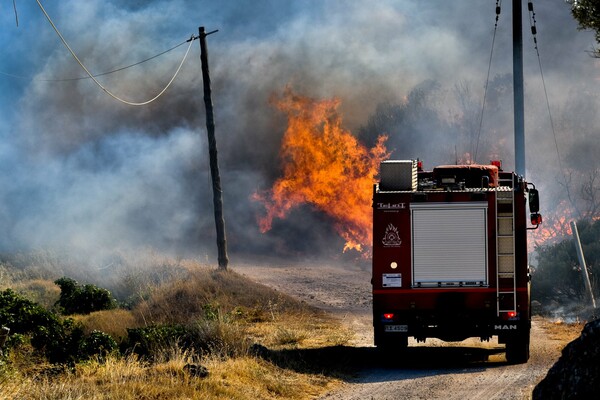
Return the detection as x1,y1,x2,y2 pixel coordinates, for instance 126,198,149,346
0,0,598,263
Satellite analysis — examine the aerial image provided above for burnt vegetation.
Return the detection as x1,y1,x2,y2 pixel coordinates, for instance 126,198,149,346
533,219,600,318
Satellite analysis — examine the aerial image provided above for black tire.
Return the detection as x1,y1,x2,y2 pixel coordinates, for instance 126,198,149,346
377,334,408,355
505,335,530,364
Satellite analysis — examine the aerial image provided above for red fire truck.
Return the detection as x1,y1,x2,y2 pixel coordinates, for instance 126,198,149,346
372,159,541,364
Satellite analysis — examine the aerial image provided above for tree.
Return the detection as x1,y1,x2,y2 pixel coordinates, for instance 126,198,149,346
569,0,600,56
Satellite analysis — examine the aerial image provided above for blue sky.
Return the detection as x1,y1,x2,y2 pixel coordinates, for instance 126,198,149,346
0,1,597,261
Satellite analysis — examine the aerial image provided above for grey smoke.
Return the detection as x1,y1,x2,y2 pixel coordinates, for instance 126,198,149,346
0,0,597,262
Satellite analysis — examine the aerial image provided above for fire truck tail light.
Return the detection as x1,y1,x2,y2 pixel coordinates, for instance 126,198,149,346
383,313,394,321
490,160,502,170
500,311,519,320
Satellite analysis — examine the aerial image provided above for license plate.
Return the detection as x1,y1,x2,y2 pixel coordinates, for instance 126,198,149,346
384,325,408,332
382,273,402,287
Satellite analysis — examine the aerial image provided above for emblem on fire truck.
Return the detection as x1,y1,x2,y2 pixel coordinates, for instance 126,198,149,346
382,223,402,247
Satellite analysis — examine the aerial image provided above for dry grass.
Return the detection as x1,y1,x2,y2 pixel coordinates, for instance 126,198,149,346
248,313,353,350
1,351,339,400
5,279,61,310
0,254,351,399
536,315,585,342
0,317,347,400
132,267,310,326
73,309,138,339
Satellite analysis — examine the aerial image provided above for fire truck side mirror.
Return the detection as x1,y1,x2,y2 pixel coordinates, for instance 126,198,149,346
528,188,539,213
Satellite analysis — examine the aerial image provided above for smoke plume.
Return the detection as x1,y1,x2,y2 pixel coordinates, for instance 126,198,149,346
0,0,598,263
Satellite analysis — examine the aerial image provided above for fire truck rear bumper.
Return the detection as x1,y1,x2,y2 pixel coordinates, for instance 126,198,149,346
374,310,530,343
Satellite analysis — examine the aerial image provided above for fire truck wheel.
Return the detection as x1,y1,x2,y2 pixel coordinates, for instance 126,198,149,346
377,334,408,355
505,335,530,364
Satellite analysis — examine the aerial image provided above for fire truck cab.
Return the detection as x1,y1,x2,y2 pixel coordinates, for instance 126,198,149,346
372,159,540,364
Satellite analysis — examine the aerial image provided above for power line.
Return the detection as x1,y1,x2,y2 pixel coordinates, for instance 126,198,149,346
474,0,502,163
35,0,195,106
13,0,18,27
527,1,567,183
528,1,582,219
0,39,189,82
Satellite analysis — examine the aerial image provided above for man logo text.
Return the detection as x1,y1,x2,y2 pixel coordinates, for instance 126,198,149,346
494,325,517,330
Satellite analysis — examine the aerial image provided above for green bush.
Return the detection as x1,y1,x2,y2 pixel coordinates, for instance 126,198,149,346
54,277,117,315
1,288,79,363
81,330,118,361
0,289,60,336
31,317,86,365
0,288,117,364
122,324,199,359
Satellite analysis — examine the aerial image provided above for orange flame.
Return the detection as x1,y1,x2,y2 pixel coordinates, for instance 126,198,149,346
529,200,575,248
253,88,389,254
529,200,600,249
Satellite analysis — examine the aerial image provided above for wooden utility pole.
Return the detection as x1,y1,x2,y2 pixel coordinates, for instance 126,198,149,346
199,26,229,270
570,221,597,310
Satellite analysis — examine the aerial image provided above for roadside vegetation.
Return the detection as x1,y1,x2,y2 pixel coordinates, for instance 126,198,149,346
532,218,600,320
0,251,353,399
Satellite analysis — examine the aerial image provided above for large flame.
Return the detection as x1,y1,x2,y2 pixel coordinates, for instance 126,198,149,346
253,88,389,254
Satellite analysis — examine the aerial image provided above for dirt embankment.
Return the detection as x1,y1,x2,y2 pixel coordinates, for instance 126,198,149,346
235,263,585,400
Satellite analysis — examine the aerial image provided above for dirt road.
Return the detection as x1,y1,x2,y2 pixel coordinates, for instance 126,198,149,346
235,263,582,400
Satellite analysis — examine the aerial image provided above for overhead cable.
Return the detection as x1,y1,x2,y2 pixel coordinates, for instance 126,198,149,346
474,0,502,163
0,39,189,82
35,0,194,106
53,40,190,82
13,0,19,26
527,1,567,184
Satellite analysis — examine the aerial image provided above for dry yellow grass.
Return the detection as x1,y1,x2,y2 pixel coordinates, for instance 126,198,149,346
0,352,341,400
0,311,347,400
6,279,61,310
132,267,310,326
73,309,138,339
248,313,353,350
0,255,351,400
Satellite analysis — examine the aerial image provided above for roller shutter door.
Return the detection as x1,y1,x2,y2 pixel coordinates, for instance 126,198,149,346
411,202,488,287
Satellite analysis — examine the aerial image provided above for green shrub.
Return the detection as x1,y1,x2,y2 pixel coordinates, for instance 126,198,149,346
54,277,117,315
0,289,117,364
31,317,86,365
0,289,60,335
122,324,190,359
81,330,118,361
122,316,250,360
1,288,79,363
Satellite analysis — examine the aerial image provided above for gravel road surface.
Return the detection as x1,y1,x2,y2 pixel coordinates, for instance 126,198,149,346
235,263,580,400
